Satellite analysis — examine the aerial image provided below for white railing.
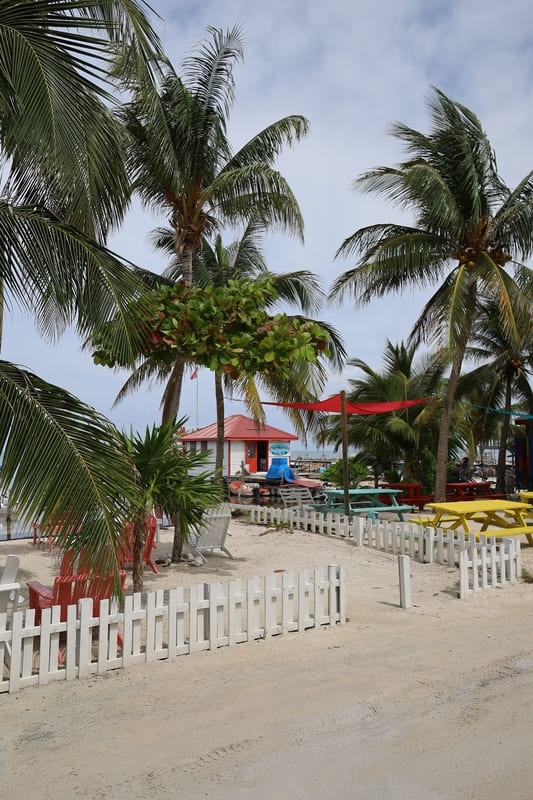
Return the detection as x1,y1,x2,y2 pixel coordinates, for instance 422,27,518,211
234,504,523,589
459,537,521,597
0,565,345,694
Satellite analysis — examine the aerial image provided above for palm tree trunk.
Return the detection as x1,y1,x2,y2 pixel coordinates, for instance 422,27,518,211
180,246,194,287
171,511,184,563
132,513,145,592
162,357,185,424
495,375,513,494
214,373,225,476
164,357,186,559
167,245,194,553
434,327,471,501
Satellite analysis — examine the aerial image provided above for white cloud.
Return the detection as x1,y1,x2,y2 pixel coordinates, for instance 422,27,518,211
8,0,533,445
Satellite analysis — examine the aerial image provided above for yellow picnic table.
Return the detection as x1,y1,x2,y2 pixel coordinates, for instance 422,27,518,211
519,491,533,504
426,499,533,544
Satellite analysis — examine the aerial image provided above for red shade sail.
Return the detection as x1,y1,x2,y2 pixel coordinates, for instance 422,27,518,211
262,392,429,515
262,395,427,415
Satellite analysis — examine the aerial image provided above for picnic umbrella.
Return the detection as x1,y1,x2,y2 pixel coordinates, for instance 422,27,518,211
262,392,428,515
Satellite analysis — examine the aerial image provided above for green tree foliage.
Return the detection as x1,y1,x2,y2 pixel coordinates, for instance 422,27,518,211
459,296,533,492
121,220,346,472
117,25,309,422
118,422,222,575
93,278,331,380
324,341,445,491
320,458,370,488
0,1,163,580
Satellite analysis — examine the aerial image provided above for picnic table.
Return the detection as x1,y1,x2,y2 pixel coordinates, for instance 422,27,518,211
519,491,533,504
426,498,533,544
444,481,506,501
379,482,431,511
316,487,415,521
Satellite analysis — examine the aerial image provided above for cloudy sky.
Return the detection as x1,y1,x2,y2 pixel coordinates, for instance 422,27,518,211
5,0,533,449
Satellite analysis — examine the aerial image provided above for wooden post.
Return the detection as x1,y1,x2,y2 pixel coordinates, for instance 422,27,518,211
398,554,412,609
340,390,350,517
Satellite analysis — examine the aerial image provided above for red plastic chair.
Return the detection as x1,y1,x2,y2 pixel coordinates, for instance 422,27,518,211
119,514,159,575
27,572,124,658
27,574,88,625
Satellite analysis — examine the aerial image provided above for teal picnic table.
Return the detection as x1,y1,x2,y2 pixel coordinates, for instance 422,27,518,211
315,487,416,521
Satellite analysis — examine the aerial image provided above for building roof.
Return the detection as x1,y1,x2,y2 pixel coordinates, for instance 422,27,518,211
181,414,298,442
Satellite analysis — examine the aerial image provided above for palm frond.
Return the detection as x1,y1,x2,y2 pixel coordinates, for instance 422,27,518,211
0,201,145,361
182,24,244,122
0,0,162,236
209,165,305,240
226,116,310,169
0,361,140,583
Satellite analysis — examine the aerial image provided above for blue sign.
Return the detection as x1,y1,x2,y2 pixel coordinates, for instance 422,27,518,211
270,442,290,456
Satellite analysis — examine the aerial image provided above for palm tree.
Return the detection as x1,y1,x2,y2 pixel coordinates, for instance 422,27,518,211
117,24,310,423
118,421,222,584
331,88,533,501
459,297,533,493
1,0,162,248
324,340,447,491
0,1,164,578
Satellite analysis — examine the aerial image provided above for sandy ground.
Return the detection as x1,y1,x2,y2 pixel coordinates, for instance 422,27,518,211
2,512,533,800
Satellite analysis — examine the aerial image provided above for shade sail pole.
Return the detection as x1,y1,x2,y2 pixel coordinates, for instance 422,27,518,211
340,390,350,516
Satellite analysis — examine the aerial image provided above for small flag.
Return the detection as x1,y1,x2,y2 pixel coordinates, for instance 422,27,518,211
190,368,198,380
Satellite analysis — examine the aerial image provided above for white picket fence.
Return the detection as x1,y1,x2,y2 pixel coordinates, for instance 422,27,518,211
458,537,521,597
0,565,345,694
234,504,523,594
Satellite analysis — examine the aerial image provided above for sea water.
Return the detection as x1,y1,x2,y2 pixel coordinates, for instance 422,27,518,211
0,515,33,542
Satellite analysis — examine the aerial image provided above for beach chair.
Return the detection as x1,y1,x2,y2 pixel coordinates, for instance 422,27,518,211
32,511,82,551
0,555,21,666
190,505,233,562
27,573,94,625
278,485,326,510
27,572,123,663
0,554,20,613
59,549,127,589
119,514,159,575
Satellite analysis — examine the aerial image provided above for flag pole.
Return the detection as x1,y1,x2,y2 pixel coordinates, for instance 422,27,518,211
195,371,199,428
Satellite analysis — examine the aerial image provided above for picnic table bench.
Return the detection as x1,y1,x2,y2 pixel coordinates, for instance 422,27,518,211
315,503,415,521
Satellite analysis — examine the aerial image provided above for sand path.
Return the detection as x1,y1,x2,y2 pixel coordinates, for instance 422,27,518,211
1,516,533,799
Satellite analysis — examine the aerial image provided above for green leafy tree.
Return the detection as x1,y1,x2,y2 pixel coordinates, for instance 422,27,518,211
92,275,334,558
0,0,164,578
149,219,347,473
320,457,370,488
331,88,533,501
93,278,331,374
117,24,310,423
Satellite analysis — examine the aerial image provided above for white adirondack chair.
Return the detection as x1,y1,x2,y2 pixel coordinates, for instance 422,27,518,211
189,505,233,563
0,554,20,613
0,554,21,666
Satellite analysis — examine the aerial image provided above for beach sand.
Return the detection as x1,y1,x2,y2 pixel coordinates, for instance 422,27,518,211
1,514,533,799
